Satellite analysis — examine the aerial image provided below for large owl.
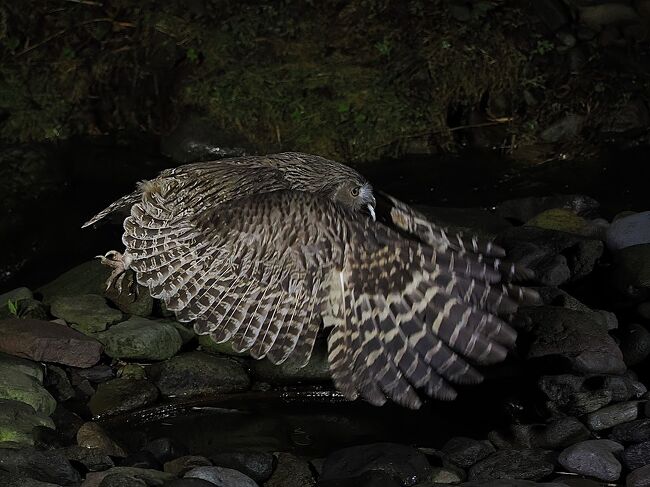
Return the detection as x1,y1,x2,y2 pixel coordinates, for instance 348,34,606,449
84,152,538,409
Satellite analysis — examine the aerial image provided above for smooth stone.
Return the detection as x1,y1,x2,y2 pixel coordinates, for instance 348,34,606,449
525,208,598,237
586,401,640,431
0,470,63,487
99,473,147,487
0,318,102,368
38,260,110,304
468,449,555,481
512,416,590,449
198,335,249,357
148,351,249,398
524,307,626,375
441,436,495,468
77,365,114,383
61,445,114,472
97,317,182,360
165,480,216,487
426,465,464,484
606,211,650,251
77,422,126,457
253,341,330,383
104,282,154,318
0,399,54,446
627,464,650,487
88,378,159,418
620,323,650,366
612,244,650,298
185,466,259,487
265,452,314,487
320,443,431,485
558,439,623,481
611,418,650,443
82,467,174,487
143,437,189,464
0,352,44,383
210,452,274,483
164,455,213,476
0,368,57,416
0,447,80,485
50,294,122,334
623,440,650,470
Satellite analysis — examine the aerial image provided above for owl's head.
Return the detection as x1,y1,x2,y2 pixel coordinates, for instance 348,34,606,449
331,179,376,220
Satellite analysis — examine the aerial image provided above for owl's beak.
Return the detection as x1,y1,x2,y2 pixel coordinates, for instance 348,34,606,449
367,203,376,221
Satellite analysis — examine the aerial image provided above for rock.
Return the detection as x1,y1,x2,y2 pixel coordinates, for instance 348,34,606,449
317,471,401,487
512,416,591,450
586,401,640,431
50,294,122,335
62,445,114,472
539,374,613,415
0,366,57,416
441,436,495,468
620,323,650,366
0,318,102,368
265,453,314,487
0,287,33,307
122,450,162,470
117,364,147,380
320,443,431,485
427,466,464,484
611,418,650,443
198,335,249,357
495,195,599,224
414,206,512,240
82,467,174,487
541,114,585,143
0,470,64,487
104,283,154,318
97,317,182,360
580,3,640,28
143,437,189,464
77,365,114,383
627,464,650,487
612,244,650,298
99,473,147,487
51,405,85,445
169,321,196,345
524,307,626,375
623,440,650,470
165,480,216,487
558,439,623,482
148,351,249,398
253,341,330,383
88,378,159,418
210,452,274,483
164,455,213,476
0,288,44,320
77,422,126,457
0,352,44,383
638,302,650,320
0,447,80,485
38,260,110,304
0,399,54,446
532,0,570,30
467,449,555,481
44,365,75,402
525,209,599,237
185,466,259,487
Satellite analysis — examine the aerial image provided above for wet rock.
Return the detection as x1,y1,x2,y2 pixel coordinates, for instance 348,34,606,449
198,335,249,357
253,342,329,383
266,452,314,487
77,422,126,457
441,436,495,468
0,366,57,416
51,405,85,445
165,480,216,487
580,3,640,28
0,470,64,487
623,440,650,470
524,307,626,375
77,365,114,384
0,318,102,368
607,211,650,251
97,317,182,361
99,473,147,487
165,455,213,476
143,437,189,464
210,452,273,483
185,466,259,487
0,447,80,485
620,323,650,366
0,399,54,446
122,450,162,470
320,443,431,485
539,374,612,415
169,321,196,345
0,352,44,383
467,449,555,481
38,260,110,304
512,416,590,450
148,351,249,398
586,401,640,431
541,114,584,143
627,464,650,487
612,244,650,298
495,195,599,224
83,467,174,487
525,209,600,237
62,445,114,472
558,439,623,481
88,378,159,418
317,471,401,487
117,363,147,380
50,294,122,334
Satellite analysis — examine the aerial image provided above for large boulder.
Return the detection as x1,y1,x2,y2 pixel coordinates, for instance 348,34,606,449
96,317,182,361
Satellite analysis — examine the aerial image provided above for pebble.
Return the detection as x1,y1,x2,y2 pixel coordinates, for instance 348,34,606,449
586,401,640,431
49,294,122,334
0,318,102,368
96,317,182,361
0,446,81,485
468,449,555,481
627,464,650,487
88,378,159,418
210,451,274,483
441,436,495,468
185,466,259,487
558,439,623,481
623,440,650,470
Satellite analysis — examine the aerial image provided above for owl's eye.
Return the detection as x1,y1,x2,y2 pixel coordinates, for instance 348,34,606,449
351,186,360,197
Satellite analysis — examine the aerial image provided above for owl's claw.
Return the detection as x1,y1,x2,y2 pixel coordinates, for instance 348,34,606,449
97,250,136,296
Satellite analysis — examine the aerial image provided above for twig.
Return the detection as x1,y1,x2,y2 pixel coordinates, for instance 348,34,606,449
16,29,67,57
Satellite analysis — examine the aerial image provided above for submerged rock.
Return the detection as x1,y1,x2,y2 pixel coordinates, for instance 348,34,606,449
97,317,182,361
495,195,599,224
88,378,159,418
558,439,623,481
50,294,122,334
148,351,250,398
0,318,102,368
0,447,80,485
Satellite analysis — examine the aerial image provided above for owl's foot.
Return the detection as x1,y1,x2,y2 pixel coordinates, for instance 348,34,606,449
97,250,136,296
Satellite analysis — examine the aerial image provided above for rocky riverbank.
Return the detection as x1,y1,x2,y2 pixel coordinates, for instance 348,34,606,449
1,198,649,486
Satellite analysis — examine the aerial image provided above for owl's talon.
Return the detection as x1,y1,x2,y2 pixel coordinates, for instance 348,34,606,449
97,250,134,296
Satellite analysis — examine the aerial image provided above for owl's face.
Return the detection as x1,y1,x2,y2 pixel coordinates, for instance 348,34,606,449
333,180,376,220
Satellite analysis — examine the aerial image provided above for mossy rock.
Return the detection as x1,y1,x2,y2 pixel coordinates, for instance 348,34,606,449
198,334,249,357
0,367,57,416
88,378,159,418
0,399,54,446
0,353,44,383
97,317,183,361
37,260,110,304
525,208,596,237
253,341,330,384
50,294,123,335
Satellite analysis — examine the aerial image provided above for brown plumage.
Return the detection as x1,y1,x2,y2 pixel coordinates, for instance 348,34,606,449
84,152,539,409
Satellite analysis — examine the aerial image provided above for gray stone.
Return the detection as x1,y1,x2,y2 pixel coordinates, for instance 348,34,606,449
441,436,495,468
97,317,182,361
0,470,63,487
198,335,249,357
88,378,159,418
623,440,650,470
611,418,650,443
467,449,555,481
539,374,612,415
558,439,623,481
50,294,122,334
0,399,54,446
606,211,650,251
0,367,57,416
0,447,80,485
148,351,249,398
83,467,174,487
165,480,216,487
320,443,431,485
210,452,273,483
586,401,640,431
266,453,314,487
61,445,114,472
185,466,259,487
627,464,650,487
620,323,650,366
612,244,650,298
0,352,44,383
512,416,590,450
44,365,75,402
38,260,110,304
0,318,103,367
77,422,126,457
164,455,213,476
253,341,330,383
99,473,147,487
